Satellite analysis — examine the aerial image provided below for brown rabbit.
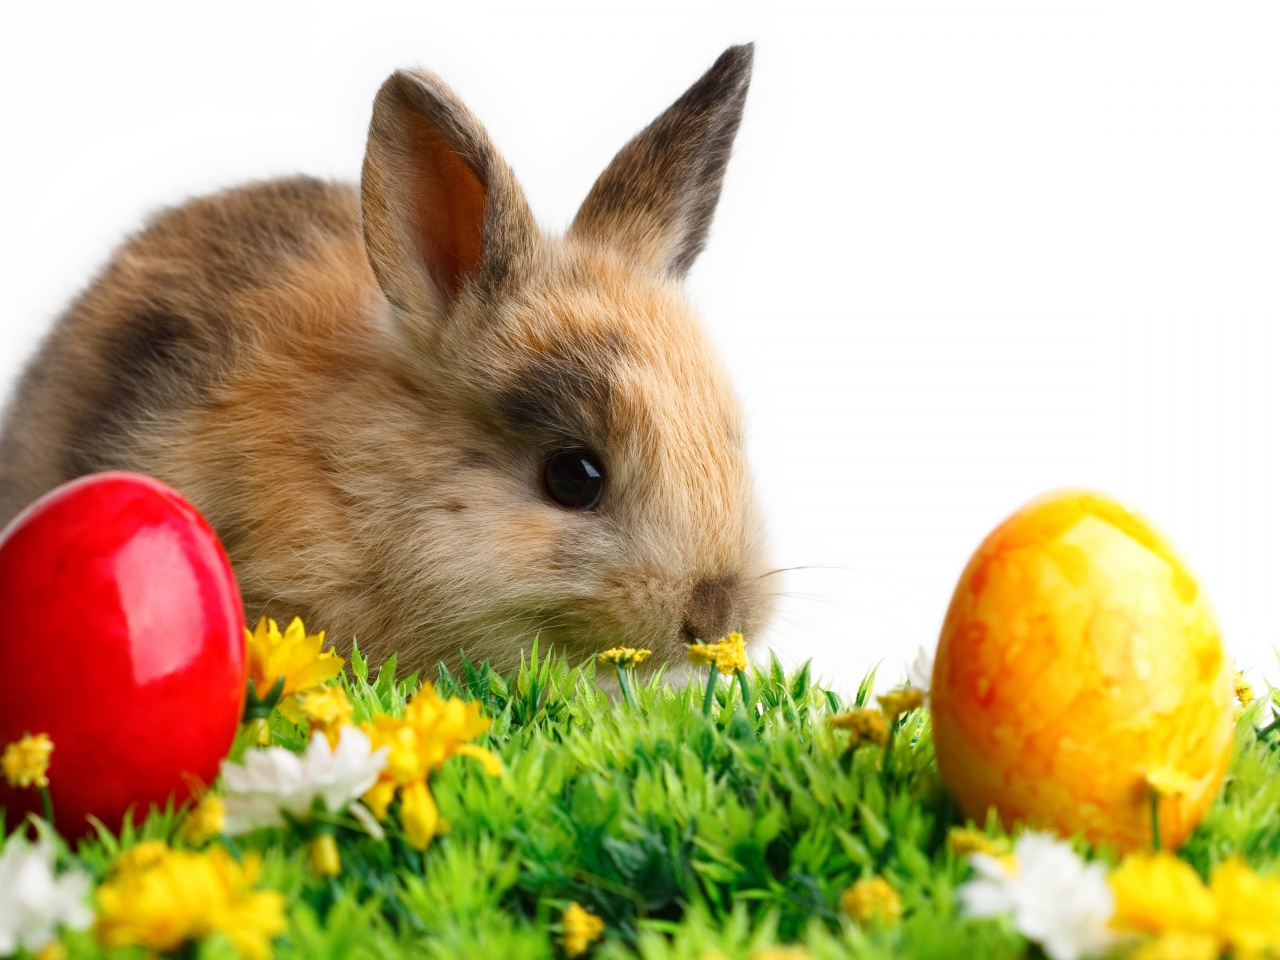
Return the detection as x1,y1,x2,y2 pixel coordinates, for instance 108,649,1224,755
0,45,773,671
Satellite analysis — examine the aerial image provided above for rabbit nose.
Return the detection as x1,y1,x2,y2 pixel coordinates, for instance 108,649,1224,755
680,577,739,645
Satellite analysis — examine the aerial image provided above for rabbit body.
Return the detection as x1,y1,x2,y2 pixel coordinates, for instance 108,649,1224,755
0,47,772,670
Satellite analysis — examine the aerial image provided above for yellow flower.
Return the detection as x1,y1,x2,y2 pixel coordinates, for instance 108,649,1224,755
877,687,925,720
245,616,344,716
300,685,353,747
1109,852,1218,937
96,844,286,960
686,632,748,673
598,647,653,670
1209,857,1280,959
827,708,889,749
181,795,226,846
947,827,1008,859
399,779,441,850
687,644,716,668
403,686,502,775
1114,856,1280,958
2,732,53,789
360,686,502,850
840,875,903,925
362,779,397,821
309,834,342,878
1235,672,1255,709
108,840,171,878
364,716,427,791
562,902,605,957
750,949,811,960
713,632,748,673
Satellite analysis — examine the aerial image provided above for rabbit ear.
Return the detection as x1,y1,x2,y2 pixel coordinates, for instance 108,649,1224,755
361,69,539,322
569,44,753,279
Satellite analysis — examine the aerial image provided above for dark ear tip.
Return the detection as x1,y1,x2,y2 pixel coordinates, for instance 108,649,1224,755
716,43,755,79
373,70,422,116
376,67,456,118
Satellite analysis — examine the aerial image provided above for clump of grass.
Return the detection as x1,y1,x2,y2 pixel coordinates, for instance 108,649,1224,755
6,645,1279,959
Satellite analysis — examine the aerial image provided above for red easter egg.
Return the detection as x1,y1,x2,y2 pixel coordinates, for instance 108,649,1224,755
0,472,245,838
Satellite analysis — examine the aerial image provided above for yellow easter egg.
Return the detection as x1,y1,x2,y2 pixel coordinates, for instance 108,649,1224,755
930,490,1235,852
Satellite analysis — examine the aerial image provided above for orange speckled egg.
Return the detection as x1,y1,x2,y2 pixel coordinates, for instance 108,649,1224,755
931,490,1235,852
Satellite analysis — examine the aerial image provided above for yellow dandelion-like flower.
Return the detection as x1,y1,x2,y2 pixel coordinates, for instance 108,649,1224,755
686,632,748,673
562,902,605,958
108,840,171,879
245,617,344,716
947,827,1008,859
877,687,925,720
360,686,502,850
827,708,889,749
1109,851,1218,937
687,644,716,668
180,795,226,846
1234,672,1255,709
598,647,653,670
96,844,286,960
2,732,53,789
300,684,353,747
1209,856,1280,958
713,632,748,673
840,875,903,925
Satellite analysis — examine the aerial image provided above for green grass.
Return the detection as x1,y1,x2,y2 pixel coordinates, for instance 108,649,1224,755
7,644,1280,960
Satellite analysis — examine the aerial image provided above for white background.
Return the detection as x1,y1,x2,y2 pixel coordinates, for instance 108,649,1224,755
3,2,1278,691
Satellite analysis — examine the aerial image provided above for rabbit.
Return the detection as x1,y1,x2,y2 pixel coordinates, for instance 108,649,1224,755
0,45,774,673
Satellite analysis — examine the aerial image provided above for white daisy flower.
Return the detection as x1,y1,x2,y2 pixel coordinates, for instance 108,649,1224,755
957,847,1020,917
221,725,387,834
908,643,935,694
958,831,1117,960
0,833,93,955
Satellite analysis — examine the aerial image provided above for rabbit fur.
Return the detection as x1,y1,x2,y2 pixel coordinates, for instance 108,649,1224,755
0,45,773,671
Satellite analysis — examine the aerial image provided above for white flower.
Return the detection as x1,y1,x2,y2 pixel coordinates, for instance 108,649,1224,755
220,725,387,834
908,643,935,694
0,833,93,955
957,848,1020,917
958,831,1117,960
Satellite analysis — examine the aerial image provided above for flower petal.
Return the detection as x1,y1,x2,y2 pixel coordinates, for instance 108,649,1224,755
399,780,439,850
454,743,503,777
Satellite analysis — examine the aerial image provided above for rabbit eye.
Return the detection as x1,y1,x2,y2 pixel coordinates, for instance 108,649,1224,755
543,449,605,510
